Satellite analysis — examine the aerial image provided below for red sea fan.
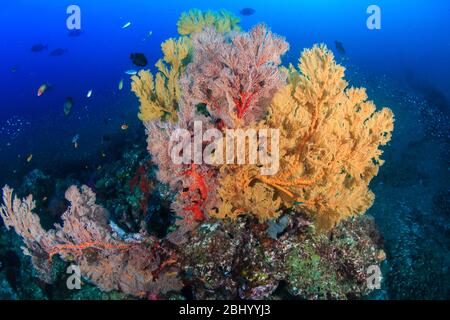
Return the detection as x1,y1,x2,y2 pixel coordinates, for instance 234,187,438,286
182,24,289,128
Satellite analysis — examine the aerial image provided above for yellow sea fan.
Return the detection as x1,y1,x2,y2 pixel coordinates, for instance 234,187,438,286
177,9,240,36
257,44,394,229
131,70,163,121
210,165,282,221
213,44,394,229
131,37,191,123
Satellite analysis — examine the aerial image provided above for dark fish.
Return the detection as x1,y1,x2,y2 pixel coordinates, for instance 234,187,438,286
102,135,111,142
240,8,255,16
130,53,148,67
68,29,84,37
50,48,68,57
334,41,346,55
63,97,74,116
31,44,48,52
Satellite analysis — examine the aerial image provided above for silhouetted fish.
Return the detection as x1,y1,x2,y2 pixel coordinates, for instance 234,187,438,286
50,48,68,57
334,41,346,55
63,97,74,116
240,8,255,16
130,53,148,67
68,29,83,37
31,44,48,52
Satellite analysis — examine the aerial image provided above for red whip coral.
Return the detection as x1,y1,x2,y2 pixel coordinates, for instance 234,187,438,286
181,24,289,127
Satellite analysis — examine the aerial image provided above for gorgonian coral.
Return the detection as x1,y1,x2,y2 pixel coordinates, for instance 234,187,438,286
131,37,191,123
177,9,240,36
181,24,289,127
0,9,394,299
134,11,394,233
214,45,394,229
0,185,181,297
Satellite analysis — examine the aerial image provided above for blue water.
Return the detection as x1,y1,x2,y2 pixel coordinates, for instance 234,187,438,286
0,0,449,298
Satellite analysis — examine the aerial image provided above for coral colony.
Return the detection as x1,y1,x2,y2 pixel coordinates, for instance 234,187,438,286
0,10,394,299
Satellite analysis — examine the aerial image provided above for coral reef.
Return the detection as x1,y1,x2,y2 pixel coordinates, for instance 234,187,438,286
0,9,394,300
180,213,385,299
136,14,393,233
214,45,394,229
1,185,182,297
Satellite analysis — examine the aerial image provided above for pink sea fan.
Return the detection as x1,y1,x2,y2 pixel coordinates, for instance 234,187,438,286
181,24,289,128
0,185,182,297
144,103,221,244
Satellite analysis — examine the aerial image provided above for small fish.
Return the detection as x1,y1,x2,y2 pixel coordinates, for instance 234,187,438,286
72,134,80,148
10,66,18,73
27,154,33,162
102,135,111,142
334,41,346,55
31,44,48,52
118,79,124,90
122,22,131,29
240,8,256,16
64,97,74,116
37,83,48,96
87,90,93,98
50,48,68,57
121,124,128,130
147,31,153,37
130,53,148,67
125,69,137,75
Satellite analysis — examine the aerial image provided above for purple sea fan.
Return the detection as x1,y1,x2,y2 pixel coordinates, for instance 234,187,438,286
182,24,289,128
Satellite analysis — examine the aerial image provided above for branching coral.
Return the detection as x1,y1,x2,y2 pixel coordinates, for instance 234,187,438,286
135,10,393,237
131,37,191,123
0,185,181,297
177,9,240,36
182,24,289,127
214,44,394,229
1,10,395,300
1,185,58,282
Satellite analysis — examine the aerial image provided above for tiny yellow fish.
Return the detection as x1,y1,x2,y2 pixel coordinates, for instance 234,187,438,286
27,154,33,162
121,124,128,130
118,79,124,90
37,83,48,96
